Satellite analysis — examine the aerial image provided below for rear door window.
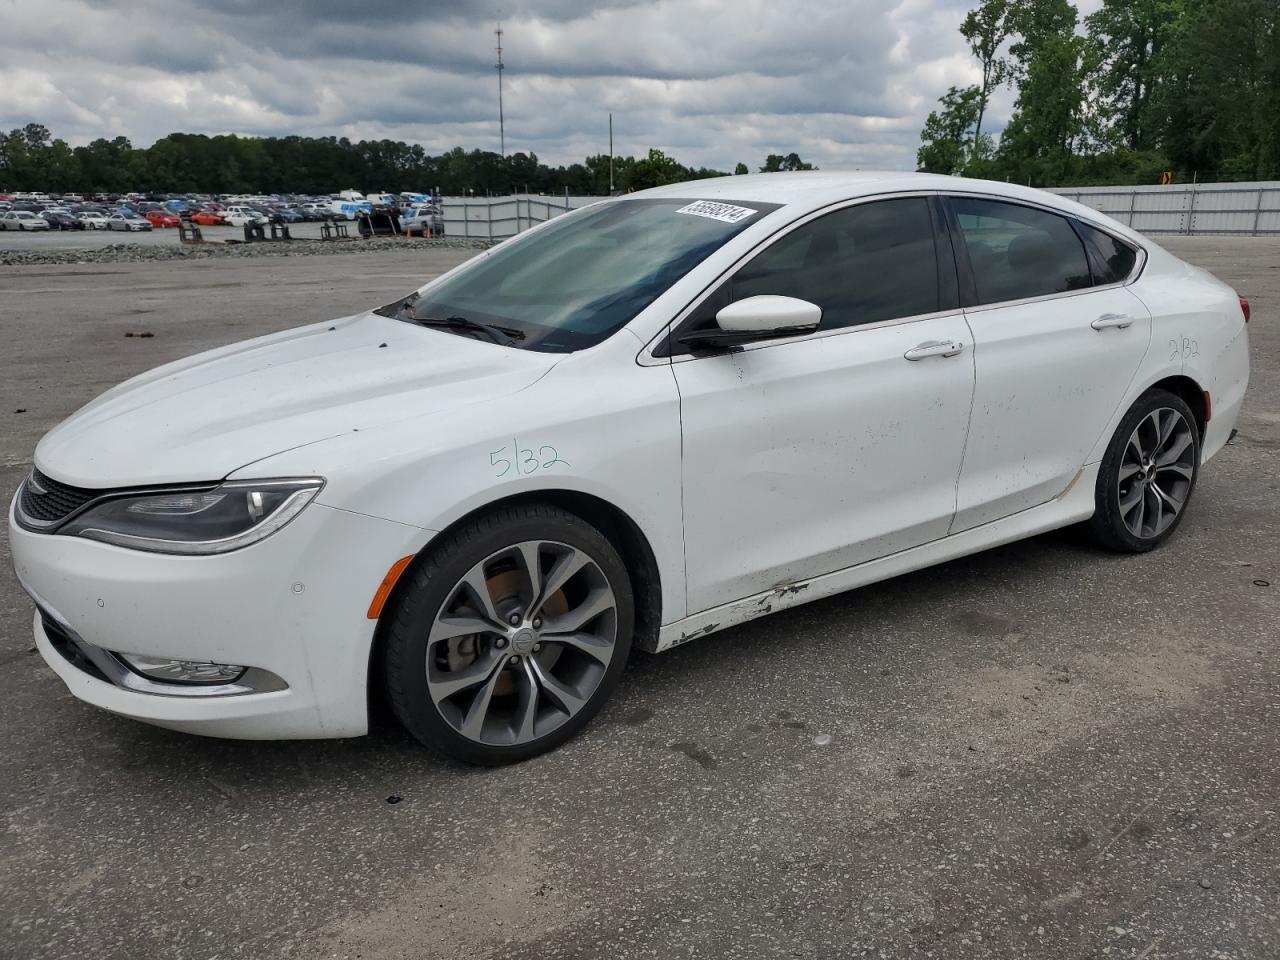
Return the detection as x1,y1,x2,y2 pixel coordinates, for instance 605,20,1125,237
951,197,1092,305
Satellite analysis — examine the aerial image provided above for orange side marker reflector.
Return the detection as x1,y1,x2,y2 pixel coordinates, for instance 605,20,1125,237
367,555,416,620
1203,390,1213,423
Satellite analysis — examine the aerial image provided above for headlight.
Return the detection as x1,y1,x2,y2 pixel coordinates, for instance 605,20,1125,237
60,478,323,554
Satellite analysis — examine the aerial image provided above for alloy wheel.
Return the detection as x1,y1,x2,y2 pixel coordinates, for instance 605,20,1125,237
1118,407,1195,539
425,540,618,746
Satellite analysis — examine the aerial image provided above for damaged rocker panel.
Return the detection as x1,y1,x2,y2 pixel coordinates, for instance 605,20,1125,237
651,463,1101,653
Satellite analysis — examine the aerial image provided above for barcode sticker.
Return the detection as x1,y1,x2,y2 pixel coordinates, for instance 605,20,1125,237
674,201,758,224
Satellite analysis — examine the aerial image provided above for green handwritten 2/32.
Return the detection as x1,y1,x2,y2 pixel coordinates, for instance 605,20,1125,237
489,439,570,477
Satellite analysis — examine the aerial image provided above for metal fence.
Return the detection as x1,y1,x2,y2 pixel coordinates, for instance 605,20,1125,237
1047,182,1280,236
440,195,587,240
439,183,1280,241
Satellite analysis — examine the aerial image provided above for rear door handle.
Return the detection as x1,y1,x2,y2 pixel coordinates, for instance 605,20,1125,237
904,340,964,361
1091,313,1134,330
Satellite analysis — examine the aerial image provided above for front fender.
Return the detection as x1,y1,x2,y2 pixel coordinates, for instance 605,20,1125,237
234,344,688,625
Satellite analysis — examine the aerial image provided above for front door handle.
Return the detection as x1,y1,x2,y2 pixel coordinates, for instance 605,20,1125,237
1091,313,1134,330
904,340,964,361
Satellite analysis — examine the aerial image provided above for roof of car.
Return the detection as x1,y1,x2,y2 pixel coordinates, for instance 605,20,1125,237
629,170,1134,241
634,170,940,203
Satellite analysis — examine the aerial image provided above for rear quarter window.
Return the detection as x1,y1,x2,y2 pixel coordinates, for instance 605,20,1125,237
1076,221,1139,284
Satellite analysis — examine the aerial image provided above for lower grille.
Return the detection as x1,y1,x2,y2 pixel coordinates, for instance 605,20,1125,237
40,613,112,683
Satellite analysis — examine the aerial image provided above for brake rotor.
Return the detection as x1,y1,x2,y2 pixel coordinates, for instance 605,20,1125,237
447,567,569,698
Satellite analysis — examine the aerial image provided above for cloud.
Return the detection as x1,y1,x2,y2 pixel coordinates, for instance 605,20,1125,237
0,0,1060,173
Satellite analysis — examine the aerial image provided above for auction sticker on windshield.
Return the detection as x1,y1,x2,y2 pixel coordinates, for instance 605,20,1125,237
674,201,758,224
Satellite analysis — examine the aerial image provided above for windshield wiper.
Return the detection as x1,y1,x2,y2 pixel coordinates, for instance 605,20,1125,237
408,314,526,346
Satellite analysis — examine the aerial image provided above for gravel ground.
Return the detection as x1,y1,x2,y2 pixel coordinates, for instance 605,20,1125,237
0,238,1277,960
0,226,491,266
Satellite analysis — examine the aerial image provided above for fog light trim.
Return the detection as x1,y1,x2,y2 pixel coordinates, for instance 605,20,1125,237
117,653,247,685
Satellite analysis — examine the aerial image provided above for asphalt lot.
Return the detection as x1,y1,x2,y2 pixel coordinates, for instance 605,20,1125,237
0,237,1277,960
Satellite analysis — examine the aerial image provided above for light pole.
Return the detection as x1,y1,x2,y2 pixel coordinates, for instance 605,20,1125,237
495,26,506,159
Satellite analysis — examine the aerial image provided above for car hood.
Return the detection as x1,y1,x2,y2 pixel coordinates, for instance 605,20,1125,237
35,313,558,488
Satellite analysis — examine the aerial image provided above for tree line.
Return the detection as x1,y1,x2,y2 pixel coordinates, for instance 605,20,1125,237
918,0,1280,186
0,122,817,197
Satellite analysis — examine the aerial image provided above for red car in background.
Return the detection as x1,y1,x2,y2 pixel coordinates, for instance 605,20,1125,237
191,210,225,226
144,209,183,228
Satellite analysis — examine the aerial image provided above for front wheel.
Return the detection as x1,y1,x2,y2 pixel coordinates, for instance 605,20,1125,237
1089,389,1200,552
383,504,634,764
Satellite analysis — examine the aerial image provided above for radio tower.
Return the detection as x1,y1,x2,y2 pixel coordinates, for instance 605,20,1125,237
495,26,506,158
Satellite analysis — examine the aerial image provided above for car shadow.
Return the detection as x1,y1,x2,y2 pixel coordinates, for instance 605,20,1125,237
64,521,1124,786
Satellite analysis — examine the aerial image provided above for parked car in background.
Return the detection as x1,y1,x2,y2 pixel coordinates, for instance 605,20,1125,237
297,203,329,221
323,198,373,221
402,205,446,237
106,213,152,232
0,211,51,231
41,211,85,231
143,209,182,228
191,210,225,226
76,212,109,230
222,206,269,227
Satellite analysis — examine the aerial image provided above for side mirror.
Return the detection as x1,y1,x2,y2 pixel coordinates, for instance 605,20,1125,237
715,295,821,334
677,295,822,351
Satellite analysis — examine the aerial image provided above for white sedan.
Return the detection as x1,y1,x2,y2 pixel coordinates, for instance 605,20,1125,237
222,207,269,227
106,213,152,232
9,173,1250,764
0,211,51,231
77,212,110,230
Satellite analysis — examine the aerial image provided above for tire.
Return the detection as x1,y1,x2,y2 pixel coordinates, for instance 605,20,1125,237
384,503,634,765
1089,388,1200,553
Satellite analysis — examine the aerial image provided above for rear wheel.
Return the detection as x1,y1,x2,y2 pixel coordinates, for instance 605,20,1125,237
1089,388,1200,552
384,504,633,764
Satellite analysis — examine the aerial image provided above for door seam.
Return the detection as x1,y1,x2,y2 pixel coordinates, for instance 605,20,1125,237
947,312,980,537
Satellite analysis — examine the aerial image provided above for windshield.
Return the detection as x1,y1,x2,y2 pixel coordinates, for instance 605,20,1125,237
400,198,777,352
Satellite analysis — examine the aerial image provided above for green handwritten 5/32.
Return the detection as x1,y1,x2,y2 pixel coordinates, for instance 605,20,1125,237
490,438,571,477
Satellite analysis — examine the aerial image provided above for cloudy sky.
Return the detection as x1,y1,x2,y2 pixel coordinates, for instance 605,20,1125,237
0,0,1102,172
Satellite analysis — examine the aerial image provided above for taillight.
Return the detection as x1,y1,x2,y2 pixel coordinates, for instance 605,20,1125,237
1240,297,1251,323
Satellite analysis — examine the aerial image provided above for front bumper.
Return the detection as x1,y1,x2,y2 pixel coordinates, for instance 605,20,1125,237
10,495,431,740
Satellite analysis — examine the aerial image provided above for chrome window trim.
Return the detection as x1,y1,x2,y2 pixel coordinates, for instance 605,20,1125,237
960,279,1134,317
640,306,967,366
943,190,1148,290
637,189,954,366
634,187,1151,367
